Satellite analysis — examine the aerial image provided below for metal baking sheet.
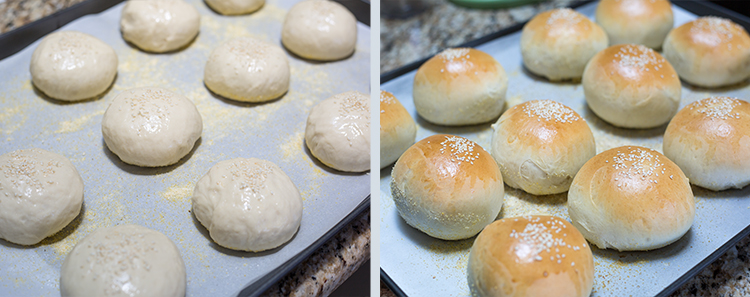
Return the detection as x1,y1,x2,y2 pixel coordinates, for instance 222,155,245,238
0,0,370,296
380,2,750,296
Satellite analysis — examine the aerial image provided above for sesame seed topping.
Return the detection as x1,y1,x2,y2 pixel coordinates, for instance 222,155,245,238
438,48,470,61
611,147,666,183
692,17,739,44
691,96,742,120
227,159,275,196
522,100,580,123
613,44,663,72
439,136,479,165
379,90,393,114
508,217,580,266
547,8,582,26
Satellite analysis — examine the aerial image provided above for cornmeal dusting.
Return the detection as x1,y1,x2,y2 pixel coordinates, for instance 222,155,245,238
522,100,579,123
690,96,741,120
439,136,479,165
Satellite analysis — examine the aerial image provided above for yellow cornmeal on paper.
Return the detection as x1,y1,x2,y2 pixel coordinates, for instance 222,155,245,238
55,110,104,133
160,184,194,203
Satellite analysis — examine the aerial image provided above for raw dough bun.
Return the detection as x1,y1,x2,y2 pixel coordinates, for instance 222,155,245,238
60,225,186,297
663,97,750,191
490,100,596,195
192,158,303,252
30,31,117,101
521,8,608,81
468,215,594,297
204,37,290,102
120,0,200,53
380,90,416,169
412,48,508,126
568,146,695,251
595,0,674,49
391,134,504,240
663,16,750,88
205,0,264,15
281,0,357,61
0,149,83,245
582,44,681,128
102,87,203,167
305,91,370,172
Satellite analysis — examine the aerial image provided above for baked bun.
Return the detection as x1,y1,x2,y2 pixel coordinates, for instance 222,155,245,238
412,48,507,126
390,134,504,240
595,0,673,49
490,100,596,195
380,90,416,169
568,146,695,251
663,16,750,88
663,97,750,191
582,44,681,128
468,215,594,297
521,8,608,81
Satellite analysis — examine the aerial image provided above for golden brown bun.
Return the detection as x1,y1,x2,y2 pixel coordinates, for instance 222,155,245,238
583,44,681,128
595,0,674,49
380,90,417,169
663,97,750,190
412,48,507,126
390,134,504,240
521,8,608,81
662,17,750,87
468,215,594,297
568,146,695,251
490,100,596,195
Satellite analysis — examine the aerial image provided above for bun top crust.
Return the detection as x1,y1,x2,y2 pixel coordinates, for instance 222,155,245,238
596,0,672,22
415,48,503,85
587,44,679,88
523,8,605,44
668,16,750,57
497,100,591,147
380,90,413,130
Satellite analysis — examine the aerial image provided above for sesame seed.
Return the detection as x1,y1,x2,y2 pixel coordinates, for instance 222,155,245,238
613,44,663,72
692,17,738,44
522,100,580,123
438,48,470,61
440,136,479,165
693,96,741,120
547,8,582,26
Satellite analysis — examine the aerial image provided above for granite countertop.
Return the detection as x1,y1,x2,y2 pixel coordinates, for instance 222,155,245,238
381,1,750,296
0,1,370,296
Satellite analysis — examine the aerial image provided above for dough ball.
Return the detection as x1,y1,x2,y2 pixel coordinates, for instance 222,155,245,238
281,0,357,61
595,0,673,49
30,31,118,101
663,16,750,88
0,149,83,245
192,158,303,252
305,91,370,172
380,90,416,169
120,0,200,53
468,215,594,297
391,134,504,240
663,97,750,191
205,0,264,15
412,48,508,126
490,100,596,195
521,8,608,81
582,44,681,128
204,37,290,102
60,225,186,297
568,146,695,251
102,87,203,167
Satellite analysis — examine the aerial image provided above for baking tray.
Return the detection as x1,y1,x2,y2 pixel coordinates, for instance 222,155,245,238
379,1,750,296
0,0,370,296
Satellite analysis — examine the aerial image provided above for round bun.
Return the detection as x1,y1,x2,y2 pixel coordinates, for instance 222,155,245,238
380,90,416,169
0,149,83,245
60,225,186,297
192,158,303,251
595,0,673,49
204,37,290,102
281,0,357,61
583,44,681,128
205,0,264,15
120,0,200,53
30,31,117,101
663,16,750,88
568,146,695,251
663,97,750,191
305,91,370,172
490,100,596,195
102,87,203,167
412,48,507,126
468,215,594,297
521,8,608,81
390,134,504,240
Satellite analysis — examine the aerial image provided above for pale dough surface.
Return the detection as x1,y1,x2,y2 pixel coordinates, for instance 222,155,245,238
102,87,203,167
30,31,117,101
0,149,83,245
192,158,303,252
204,37,290,102
305,91,370,172
205,0,264,15
281,0,357,61
60,225,186,297
120,0,200,53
